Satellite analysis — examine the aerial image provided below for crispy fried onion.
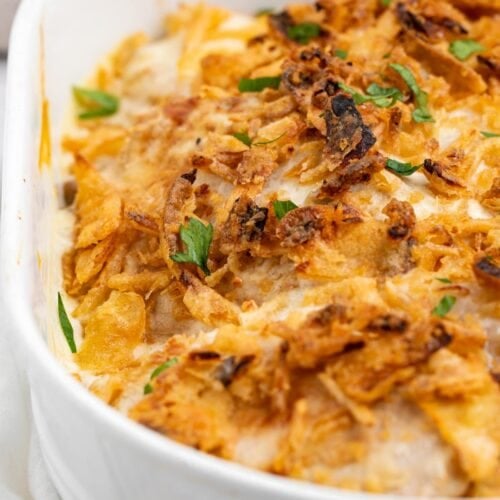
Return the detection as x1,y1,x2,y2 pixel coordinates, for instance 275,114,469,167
324,94,376,165
220,195,269,254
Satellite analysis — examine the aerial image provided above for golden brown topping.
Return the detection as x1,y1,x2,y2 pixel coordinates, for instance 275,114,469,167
180,271,241,326
62,1,500,494
325,319,453,404
396,2,442,39
73,156,122,250
236,148,278,185
220,195,269,254
422,158,465,189
276,205,335,247
270,303,364,368
269,11,295,40
126,211,159,234
382,198,417,240
163,97,199,125
482,177,500,211
318,153,385,198
365,313,409,333
163,174,196,255
63,179,77,207
213,354,255,387
477,53,500,78
473,255,500,289
324,94,376,165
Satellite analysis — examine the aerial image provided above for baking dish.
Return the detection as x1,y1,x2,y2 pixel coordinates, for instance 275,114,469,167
0,0,378,499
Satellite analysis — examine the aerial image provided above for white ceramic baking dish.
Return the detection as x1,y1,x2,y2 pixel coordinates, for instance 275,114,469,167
1,1,383,499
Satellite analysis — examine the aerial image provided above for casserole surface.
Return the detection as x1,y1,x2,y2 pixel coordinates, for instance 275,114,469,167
58,1,500,497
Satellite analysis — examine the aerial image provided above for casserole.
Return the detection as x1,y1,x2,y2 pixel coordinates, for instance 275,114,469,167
1,0,368,499
4,0,496,497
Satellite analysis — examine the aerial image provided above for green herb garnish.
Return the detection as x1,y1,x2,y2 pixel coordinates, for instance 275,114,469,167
389,63,434,123
233,132,252,147
73,87,119,120
286,22,322,45
254,132,286,146
449,40,484,61
144,358,179,395
436,277,452,284
338,82,403,108
381,0,391,6
385,158,421,176
233,131,285,147
171,218,213,275
273,200,298,220
255,8,274,16
481,131,500,138
432,295,456,318
335,49,348,60
58,292,76,353
238,76,282,92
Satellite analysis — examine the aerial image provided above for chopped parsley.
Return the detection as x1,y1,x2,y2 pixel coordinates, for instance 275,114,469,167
338,82,403,108
233,131,252,147
286,22,322,45
233,131,285,147
144,358,179,395
334,49,348,60
389,63,434,123
432,295,457,318
273,200,298,220
436,277,452,284
385,158,421,176
238,76,282,92
481,131,500,138
255,8,274,16
73,87,119,120
57,293,77,353
449,39,485,61
380,0,391,6
254,132,286,146
171,218,213,275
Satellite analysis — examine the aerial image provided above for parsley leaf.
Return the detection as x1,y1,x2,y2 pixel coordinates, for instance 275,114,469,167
386,158,421,176
73,87,119,120
287,22,322,45
171,218,213,275
481,131,500,138
432,295,456,318
255,8,274,16
389,63,434,123
254,132,286,146
273,200,298,219
238,76,282,92
144,358,179,394
436,277,452,284
233,132,285,147
335,49,348,60
449,39,485,61
381,0,391,6
338,82,403,108
58,293,77,353
233,132,252,146
366,83,404,107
